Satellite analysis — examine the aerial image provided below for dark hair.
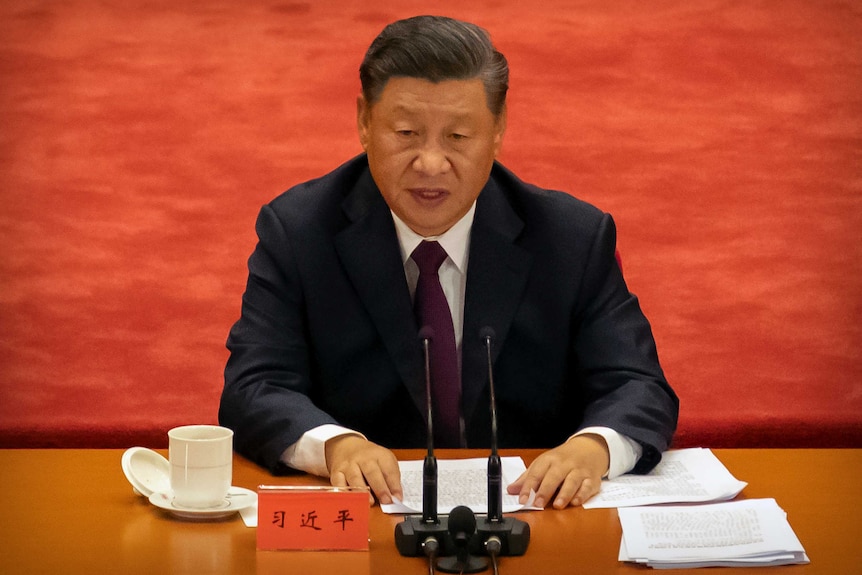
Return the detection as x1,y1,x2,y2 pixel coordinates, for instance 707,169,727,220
359,15,509,116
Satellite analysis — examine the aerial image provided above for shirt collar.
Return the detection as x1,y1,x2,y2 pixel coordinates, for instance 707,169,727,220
391,202,476,273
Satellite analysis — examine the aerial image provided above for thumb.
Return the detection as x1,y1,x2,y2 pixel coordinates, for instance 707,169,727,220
506,470,528,494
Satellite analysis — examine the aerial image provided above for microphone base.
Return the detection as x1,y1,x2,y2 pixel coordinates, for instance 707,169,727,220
474,516,531,556
394,515,453,557
437,553,489,574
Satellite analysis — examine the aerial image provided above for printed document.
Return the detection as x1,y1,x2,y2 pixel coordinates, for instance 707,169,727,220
584,447,746,509
381,456,539,515
618,498,809,568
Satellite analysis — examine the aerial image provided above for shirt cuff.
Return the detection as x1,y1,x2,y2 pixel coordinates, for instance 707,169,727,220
280,424,366,478
573,426,643,479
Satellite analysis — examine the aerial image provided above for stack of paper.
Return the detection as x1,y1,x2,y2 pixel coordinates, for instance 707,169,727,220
584,448,747,509
381,456,539,515
618,498,809,569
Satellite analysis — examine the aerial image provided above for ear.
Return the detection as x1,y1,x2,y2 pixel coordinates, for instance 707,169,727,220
492,104,507,157
356,94,370,150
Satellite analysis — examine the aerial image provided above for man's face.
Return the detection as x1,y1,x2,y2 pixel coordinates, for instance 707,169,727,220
357,77,506,237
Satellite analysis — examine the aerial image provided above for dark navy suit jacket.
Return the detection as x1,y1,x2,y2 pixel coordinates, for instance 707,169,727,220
219,155,678,474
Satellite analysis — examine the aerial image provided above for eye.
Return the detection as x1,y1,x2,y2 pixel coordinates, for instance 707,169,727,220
450,133,468,141
396,129,416,137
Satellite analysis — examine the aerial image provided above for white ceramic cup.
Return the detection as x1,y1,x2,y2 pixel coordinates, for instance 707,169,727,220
168,425,233,509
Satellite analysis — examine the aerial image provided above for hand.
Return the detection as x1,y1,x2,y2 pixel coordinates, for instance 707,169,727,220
506,434,609,509
325,434,403,505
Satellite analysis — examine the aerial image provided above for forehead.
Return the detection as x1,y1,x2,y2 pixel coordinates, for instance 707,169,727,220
371,77,492,118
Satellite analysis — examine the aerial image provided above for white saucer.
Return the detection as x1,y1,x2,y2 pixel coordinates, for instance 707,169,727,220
149,486,257,520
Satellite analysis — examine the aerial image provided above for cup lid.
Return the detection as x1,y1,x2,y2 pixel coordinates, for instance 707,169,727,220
121,447,170,498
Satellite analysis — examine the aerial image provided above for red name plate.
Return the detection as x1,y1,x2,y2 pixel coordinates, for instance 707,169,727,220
256,486,370,551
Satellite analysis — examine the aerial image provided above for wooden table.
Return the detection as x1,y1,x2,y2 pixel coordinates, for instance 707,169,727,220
1,449,860,574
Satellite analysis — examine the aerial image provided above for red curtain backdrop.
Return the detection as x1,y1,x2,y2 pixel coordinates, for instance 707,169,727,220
1,0,860,448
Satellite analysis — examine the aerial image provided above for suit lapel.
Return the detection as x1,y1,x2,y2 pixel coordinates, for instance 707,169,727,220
461,176,533,427
334,170,427,415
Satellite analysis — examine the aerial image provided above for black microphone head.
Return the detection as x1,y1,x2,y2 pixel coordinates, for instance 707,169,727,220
479,326,496,343
447,505,477,537
418,326,435,342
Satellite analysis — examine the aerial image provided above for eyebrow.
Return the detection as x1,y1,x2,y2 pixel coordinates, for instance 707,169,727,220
389,104,476,124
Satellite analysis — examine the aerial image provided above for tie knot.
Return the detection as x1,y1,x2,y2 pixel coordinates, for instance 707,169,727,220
411,240,448,275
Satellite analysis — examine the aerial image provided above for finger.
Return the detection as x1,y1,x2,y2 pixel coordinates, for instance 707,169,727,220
533,467,568,508
552,473,583,509
361,453,402,503
570,477,601,507
341,462,370,491
516,461,552,505
334,463,378,505
380,459,403,501
506,470,529,494
360,463,395,505
518,474,543,504
330,470,348,488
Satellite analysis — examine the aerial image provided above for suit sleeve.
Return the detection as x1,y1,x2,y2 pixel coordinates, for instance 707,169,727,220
219,204,339,474
571,213,679,473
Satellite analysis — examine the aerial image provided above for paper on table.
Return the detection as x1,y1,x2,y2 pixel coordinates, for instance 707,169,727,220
618,498,809,569
583,448,746,509
381,456,540,515
240,503,257,527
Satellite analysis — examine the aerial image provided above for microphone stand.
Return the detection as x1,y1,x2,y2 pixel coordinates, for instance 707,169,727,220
394,329,453,558
436,506,488,574
473,328,531,557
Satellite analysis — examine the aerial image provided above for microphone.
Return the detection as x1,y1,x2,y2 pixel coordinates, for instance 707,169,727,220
394,327,453,558
436,506,488,574
473,327,531,557
419,326,437,524
480,327,503,523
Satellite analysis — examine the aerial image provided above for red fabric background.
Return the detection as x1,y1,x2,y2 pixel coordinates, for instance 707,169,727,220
1,1,860,449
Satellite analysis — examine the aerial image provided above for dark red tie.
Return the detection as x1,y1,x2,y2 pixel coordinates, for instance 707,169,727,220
411,240,461,447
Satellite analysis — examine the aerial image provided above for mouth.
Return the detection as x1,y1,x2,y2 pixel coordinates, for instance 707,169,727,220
409,187,449,203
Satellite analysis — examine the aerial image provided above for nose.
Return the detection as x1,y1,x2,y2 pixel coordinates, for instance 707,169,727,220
412,140,451,176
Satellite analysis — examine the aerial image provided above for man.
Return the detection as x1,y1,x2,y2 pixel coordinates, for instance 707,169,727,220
219,15,678,509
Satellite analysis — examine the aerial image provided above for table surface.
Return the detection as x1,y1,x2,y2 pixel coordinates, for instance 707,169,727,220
0,448,860,574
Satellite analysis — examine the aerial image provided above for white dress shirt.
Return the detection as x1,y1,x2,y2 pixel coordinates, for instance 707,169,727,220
281,203,641,479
